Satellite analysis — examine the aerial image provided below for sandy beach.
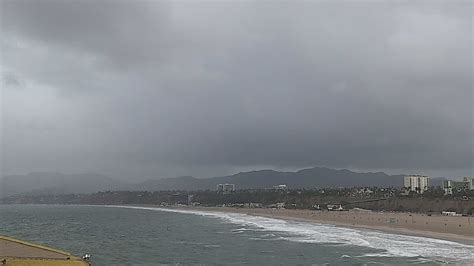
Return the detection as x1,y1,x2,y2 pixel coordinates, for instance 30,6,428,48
177,206,474,244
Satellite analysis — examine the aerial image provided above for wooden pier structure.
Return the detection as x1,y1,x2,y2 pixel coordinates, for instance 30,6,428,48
0,235,90,265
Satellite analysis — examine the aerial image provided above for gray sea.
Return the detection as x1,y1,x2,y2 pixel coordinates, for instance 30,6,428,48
1,204,473,265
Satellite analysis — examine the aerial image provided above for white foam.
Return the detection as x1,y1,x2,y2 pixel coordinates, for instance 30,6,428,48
104,205,474,263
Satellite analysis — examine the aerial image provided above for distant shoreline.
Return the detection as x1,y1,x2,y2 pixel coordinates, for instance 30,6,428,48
166,206,474,245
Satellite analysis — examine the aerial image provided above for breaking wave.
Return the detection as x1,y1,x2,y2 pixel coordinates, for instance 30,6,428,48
104,205,474,264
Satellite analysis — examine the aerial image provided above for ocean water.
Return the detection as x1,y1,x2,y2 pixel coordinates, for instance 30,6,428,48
1,205,473,265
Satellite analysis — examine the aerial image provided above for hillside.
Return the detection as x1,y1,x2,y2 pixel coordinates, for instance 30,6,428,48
1,167,407,197
135,167,404,191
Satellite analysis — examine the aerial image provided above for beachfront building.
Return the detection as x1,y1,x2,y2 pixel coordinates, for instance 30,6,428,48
442,177,474,195
273,184,288,191
404,175,430,194
327,204,344,211
244,202,263,208
217,183,235,194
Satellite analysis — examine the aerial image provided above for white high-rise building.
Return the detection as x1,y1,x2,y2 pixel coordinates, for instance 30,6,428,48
404,175,430,194
217,183,235,194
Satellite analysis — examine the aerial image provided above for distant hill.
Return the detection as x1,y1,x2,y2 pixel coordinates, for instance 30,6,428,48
134,167,405,191
132,176,212,191
1,167,407,197
0,172,125,197
429,177,448,187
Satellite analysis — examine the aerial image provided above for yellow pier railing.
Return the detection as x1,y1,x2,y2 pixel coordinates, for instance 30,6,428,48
0,235,90,266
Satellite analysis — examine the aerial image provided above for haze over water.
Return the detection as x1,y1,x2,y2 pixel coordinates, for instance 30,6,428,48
1,205,473,265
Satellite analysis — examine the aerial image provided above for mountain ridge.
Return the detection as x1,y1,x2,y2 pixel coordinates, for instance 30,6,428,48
2,167,444,197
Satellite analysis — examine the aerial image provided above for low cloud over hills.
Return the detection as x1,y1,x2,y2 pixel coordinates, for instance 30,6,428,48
1,167,412,197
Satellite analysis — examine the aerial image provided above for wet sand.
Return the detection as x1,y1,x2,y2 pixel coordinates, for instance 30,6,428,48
179,207,474,244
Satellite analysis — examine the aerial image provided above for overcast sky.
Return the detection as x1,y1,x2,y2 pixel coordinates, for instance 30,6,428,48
0,0,472,181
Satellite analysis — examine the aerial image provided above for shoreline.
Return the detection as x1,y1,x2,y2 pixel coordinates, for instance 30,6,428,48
166,206,474,245
254,212,474,245
2,203,473,245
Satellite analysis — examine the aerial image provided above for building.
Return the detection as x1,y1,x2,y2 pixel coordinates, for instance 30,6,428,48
443,177,473,195
441,211,462,216
463,177,473,190
443,180,468,195
244,202,263,208
327,204,344,211
442,181,453,195
217,183,235,194
404,175,430,194
273,184,288,190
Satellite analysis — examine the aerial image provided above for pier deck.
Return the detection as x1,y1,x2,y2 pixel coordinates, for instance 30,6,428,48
0,235,89,265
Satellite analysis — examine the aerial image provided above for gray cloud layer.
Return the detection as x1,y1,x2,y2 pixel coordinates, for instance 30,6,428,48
1,0,472,179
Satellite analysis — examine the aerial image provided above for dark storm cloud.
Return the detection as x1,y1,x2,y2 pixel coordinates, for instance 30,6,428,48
0,0,472,179
1,0,172,67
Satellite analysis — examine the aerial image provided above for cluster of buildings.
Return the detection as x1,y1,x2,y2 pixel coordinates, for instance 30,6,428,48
442,177,473,195
214,176,473,197
403,175,473,195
